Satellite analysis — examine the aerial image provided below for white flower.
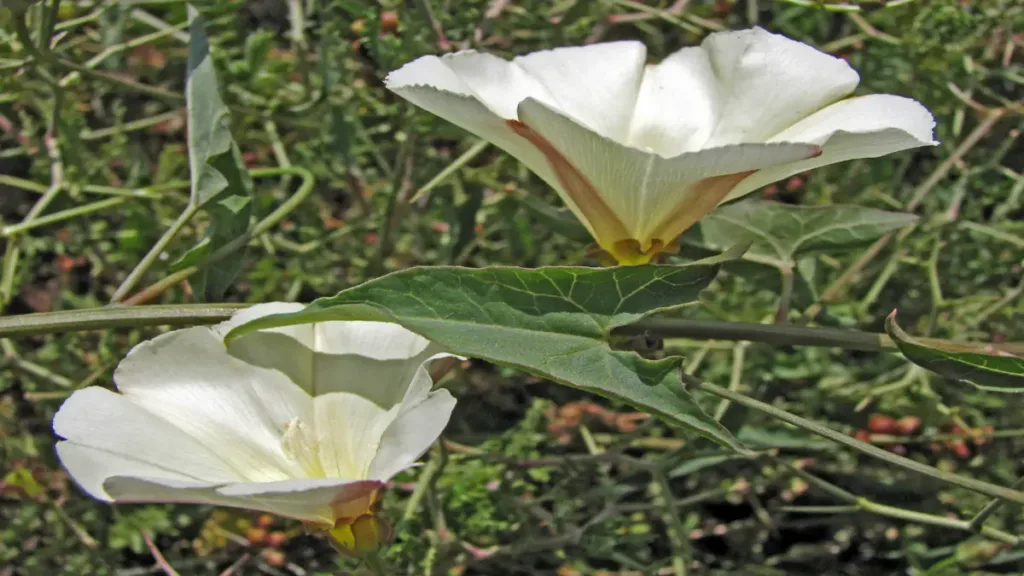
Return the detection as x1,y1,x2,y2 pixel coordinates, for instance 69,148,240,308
386,27,936,265
53,303,456,550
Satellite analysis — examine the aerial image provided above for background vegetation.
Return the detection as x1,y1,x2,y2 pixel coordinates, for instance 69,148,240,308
1,0,1022,574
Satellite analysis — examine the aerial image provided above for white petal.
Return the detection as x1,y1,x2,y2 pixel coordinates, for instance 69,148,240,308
314,393,401,480
212,302,316,390
102,476,381,524
311,320,449,404
725,95,937,201
385,45,644,241
368,387,456,481
512,41,646,142
411,51,554,120
54,387,245,497
222,304,450,405
313,320,431,360
113,327,311,482
217,478,383,523
627,47,718,157
700,27,860,147
56,441,220,502
518,99,821,244
384,83,575,230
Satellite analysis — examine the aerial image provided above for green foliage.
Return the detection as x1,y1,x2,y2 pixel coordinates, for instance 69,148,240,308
688,200,919,265
174,4,254,300
1,0,1022,574
887,312,1024,392
228,255,746,449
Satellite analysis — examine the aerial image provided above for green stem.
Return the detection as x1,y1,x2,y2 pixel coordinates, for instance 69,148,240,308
110,203,200,303
363,553,389,576
51,56,184,102
713,342,746,421
371,131,414,277
651,469,689,576
969,476,1024,531
775,264,794,324
688,376,1024,505
0,304,244,337
778,461,1018,545
58,20,189,88
80,111,184,142
619,318,1024,356
2,197,126,238
411,139,489,202
122,166,316,304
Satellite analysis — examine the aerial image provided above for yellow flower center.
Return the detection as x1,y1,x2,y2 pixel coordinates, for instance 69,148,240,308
328,513,387,554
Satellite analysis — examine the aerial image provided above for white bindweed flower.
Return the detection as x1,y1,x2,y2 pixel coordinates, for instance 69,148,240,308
386,27,936,265
53,303,456,552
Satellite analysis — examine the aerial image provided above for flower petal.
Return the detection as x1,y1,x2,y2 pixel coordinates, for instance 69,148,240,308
56,441,221,502
219,305,450,406
627,47,718,157
725,94,937,201
100,475,381,524
212,302,316,390
700,27,860,147
517,99,821,249
511,41,646,142
389,51,552,120
385,45,645,241
113,327,311,482
384,83,579,230
217,478,383,524
314,393,401,480
54,387,246,500
369,385,456,481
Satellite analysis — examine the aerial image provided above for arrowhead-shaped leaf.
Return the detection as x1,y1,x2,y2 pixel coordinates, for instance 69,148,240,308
228,257,748,451
686,200,919,264
180,5,253,300
886,311,1024,392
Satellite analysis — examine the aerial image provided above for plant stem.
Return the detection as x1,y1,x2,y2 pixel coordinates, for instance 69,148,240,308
775,264,794,324
411,139,489,202
0,304,244,338
969,476,1024,531
110,203,200,303
4,304,1023,359
620,318,1024,356
121,166,316,304
780,461,1019,545
688,375,1024,505
2,197,127,238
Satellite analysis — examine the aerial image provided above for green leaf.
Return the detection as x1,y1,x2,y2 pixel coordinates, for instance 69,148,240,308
228,256,749,452
668,453,743,478
182,4,254,300
886,311,1024,392
686,199,919,265
675,244,819,308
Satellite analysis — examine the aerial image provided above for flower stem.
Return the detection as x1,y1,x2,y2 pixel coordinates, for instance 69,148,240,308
110,204,200,303
688,375,1024,505
0,304,244,338
779,462,1018,545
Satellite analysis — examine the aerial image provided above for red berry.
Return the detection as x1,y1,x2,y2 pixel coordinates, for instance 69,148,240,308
948,439,971,458
896,416,921,435
867,415,897,434
256,514,275,529
266,531,287,548
262,549,286,566
380,10,399,34
246,527,267,546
